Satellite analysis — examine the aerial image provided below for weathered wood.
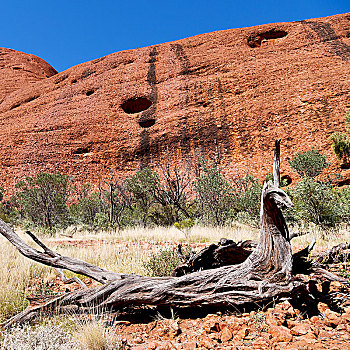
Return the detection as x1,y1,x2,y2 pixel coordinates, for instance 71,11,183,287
0,221,128,284
173,239,255,276
2,179,302,327
273,139,281,188
315,242,350,264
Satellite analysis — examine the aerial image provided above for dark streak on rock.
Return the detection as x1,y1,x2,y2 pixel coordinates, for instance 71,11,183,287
138,129,151,168
304,21,350,61
171,44,192,156
171,44,190,75
217,78,231,152
139,46,158,168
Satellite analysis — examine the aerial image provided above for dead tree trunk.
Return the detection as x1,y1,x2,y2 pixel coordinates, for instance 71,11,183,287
1,140,348,327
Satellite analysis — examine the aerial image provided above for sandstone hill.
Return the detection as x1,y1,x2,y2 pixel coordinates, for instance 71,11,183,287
0,13,349,189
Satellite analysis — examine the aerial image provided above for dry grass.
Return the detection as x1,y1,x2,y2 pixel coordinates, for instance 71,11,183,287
57,223,260,244
289,224,350,254
0,236,54,322
74,319,120,350
0,320,79,349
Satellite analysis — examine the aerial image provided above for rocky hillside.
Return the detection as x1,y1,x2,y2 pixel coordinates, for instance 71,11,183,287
0,13,349,188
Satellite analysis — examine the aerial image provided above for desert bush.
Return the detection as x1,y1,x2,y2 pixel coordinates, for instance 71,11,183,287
152,158,194,225
194,160,235,226
331,132,350,164
337,186,350,223
232,173,262,227
194,161,262,227
174,218,195,237
330,110,350,164
125,168,159,227
289,177,342,227
70,190,102,227
14,172,70,232
74,320,120,350
143,246,192,277
289,147,329,178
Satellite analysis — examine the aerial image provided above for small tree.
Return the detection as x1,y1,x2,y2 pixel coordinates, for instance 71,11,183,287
330,110,350,164
330,132,350,164
232,172,262,227
69,184,102,227
289,147,329,178
152,157,194,225
106,170,132,230
289,177,341,228
15,172,70,231
194,160,234,226
125,168,159,227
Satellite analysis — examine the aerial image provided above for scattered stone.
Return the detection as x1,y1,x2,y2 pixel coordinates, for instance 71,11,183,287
324,309,342,328
198,336,216,349
220,327,232,342
317,302,330,313
233,326,249,341
290,323,312,336
269,325,293,342
182,341,197,350
147,341,160,349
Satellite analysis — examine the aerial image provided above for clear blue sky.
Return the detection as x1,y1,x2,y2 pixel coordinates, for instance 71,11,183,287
1,0,349,72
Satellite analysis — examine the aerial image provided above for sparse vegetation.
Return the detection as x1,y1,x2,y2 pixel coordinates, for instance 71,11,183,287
0,321,79,350
331,110,350,165
288,147,329,178
143,245,193,277
14,172,70,232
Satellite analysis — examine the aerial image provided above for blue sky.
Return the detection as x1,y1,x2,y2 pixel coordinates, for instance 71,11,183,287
1,0,348,72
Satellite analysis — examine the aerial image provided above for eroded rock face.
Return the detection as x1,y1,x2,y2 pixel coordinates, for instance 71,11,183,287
0,13,350,188
0,48,57,101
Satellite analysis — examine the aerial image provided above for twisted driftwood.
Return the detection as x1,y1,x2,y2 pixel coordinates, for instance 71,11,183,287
1,140,348,327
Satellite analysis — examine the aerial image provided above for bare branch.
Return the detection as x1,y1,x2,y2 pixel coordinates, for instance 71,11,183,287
0,221,127,284
273,139,281,188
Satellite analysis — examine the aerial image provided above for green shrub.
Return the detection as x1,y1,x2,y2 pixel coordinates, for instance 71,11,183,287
331,131,350,164
143,246,192,277
126,168,159,227
330,110,350,164
194,160,235,226
289,177,341,227
69,191,102,227
14,172,70,232
289,147,329,178
233,174,262,227
174,218,194,237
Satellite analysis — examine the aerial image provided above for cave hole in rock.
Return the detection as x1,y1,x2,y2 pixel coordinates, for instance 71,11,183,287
139,119,155,128
73,147,91,155
86,90,95,96
281,175,292,186
121,97,152,114
247,30,288,48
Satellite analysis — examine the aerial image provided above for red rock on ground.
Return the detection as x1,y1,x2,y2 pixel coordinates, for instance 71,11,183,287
0,13,349,189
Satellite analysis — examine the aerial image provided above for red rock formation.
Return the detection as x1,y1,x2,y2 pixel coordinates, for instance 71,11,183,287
0,13,349,189
0,48,57,101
